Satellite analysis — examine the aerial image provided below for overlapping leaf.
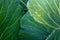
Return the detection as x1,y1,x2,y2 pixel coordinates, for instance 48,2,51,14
20,0,60,40
20,12,54,40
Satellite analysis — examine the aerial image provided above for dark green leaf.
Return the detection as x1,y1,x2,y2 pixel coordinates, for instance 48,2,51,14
0,0,27,40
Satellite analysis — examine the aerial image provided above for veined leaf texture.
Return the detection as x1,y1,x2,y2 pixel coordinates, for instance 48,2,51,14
0,0,60,40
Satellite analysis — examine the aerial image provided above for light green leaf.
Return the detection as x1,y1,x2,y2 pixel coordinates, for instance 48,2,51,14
20,0,60,40
27,0,60,28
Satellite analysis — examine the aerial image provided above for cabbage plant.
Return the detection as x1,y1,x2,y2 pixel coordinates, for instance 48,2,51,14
0,0,60,40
